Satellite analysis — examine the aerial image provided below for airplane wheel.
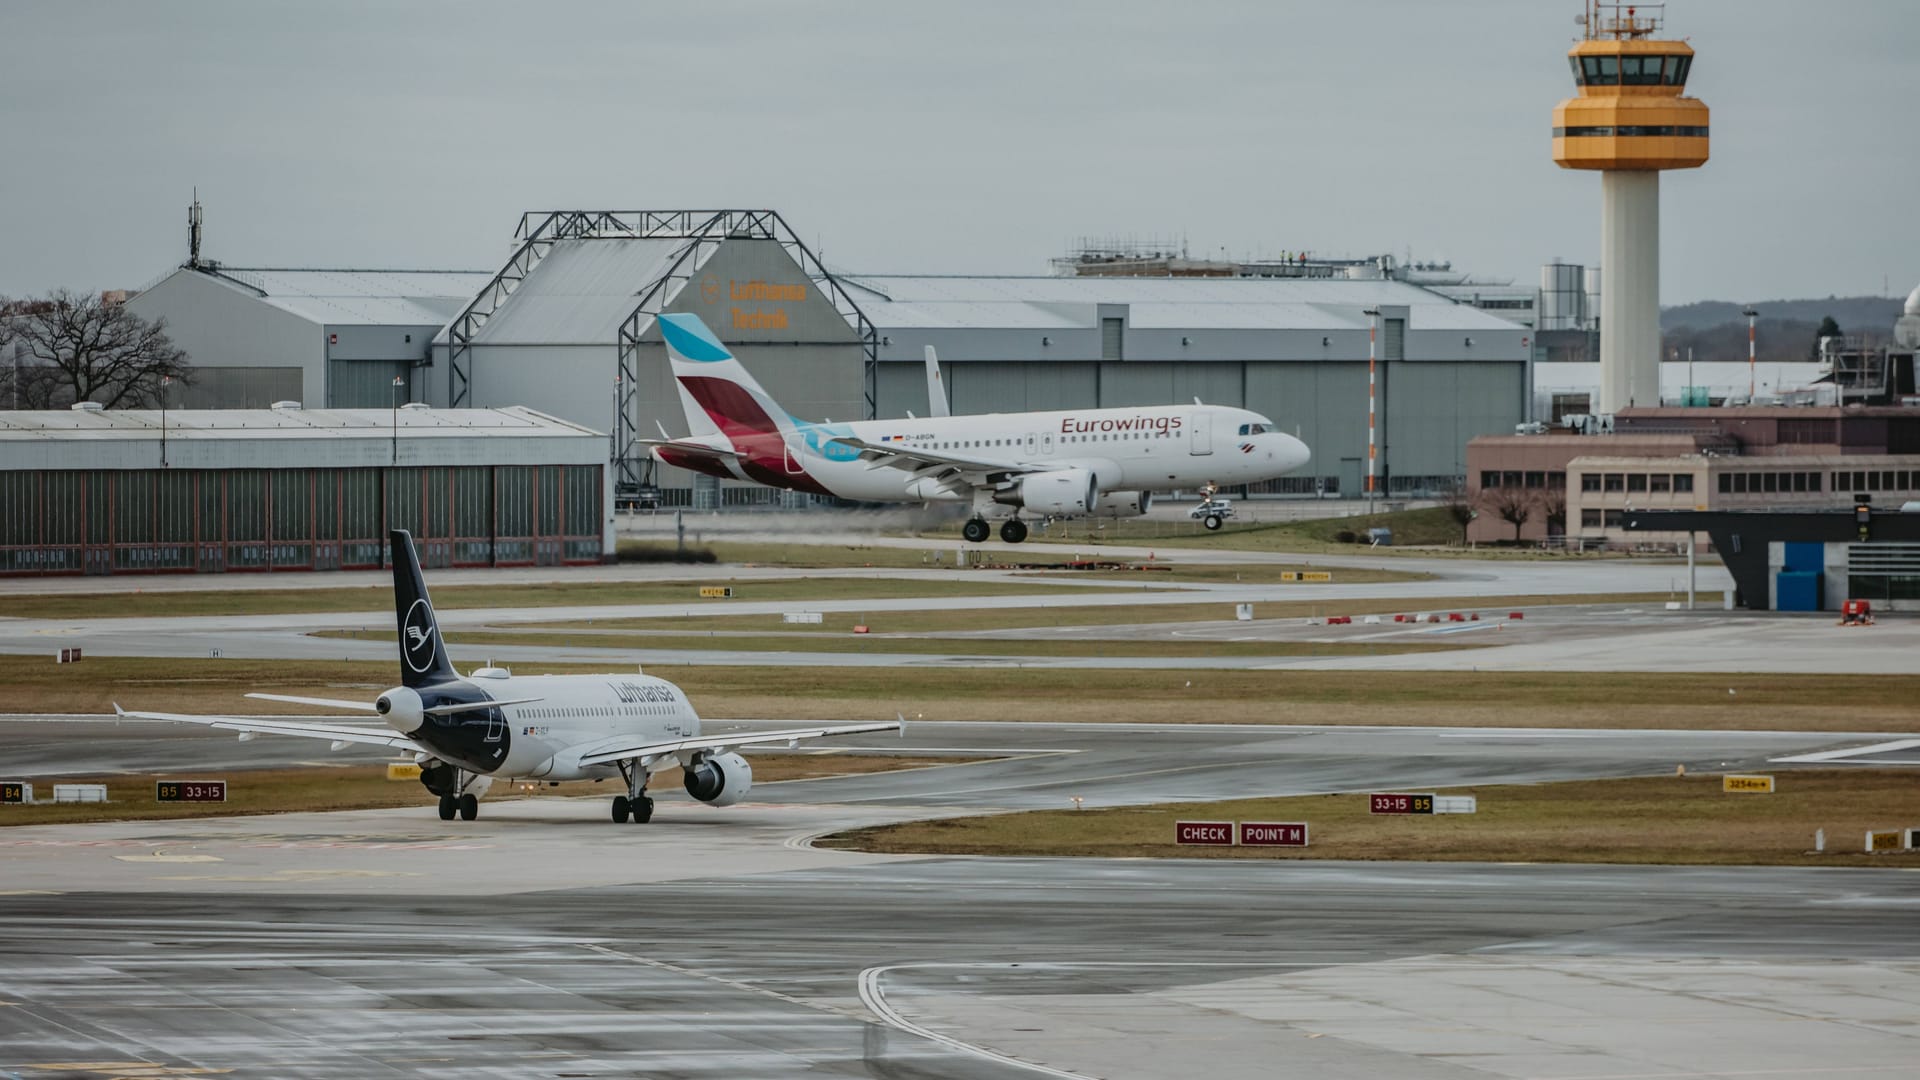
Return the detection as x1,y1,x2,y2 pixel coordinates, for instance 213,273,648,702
437,795,456,821
458,794,478,821
631,797,654,824
611,795,630,824
962,518,991,544
1203,515,1224,531
999,519,1028,544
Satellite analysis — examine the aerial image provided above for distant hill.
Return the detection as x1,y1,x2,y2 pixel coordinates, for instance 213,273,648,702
1656,295,1903,365
1662,296,1902,333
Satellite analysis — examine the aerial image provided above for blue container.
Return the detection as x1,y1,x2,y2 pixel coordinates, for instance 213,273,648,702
1781,542,1824,575
1775,571,1822,612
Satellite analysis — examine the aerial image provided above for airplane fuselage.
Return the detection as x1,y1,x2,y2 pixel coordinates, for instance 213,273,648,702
381,670,700,781
657,402,1308,503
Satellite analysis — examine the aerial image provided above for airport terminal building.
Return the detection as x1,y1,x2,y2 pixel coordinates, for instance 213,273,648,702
0,405,607,576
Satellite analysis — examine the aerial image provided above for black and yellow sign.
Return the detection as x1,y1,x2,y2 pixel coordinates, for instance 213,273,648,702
1723,775,1775,793
699,586,734,599
156,780,227,803
1,781,27,804
386,762,422,781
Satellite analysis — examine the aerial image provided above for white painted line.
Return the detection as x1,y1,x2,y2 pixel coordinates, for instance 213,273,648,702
1437,733,1609,740
1770,738,1920,763
859,965,1097,1080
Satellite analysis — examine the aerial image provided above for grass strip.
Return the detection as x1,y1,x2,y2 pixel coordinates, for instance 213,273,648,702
819,769,1920,867
319,627,1478,660
0,576,1089,620
510,592,1670,635
7,658,1918,733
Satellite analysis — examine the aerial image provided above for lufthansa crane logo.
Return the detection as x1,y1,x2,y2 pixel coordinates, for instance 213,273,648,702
402,598,436,673
700,274,722,304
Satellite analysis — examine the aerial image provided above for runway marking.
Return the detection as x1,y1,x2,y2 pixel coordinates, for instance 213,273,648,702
859,965,1096,1080
113,853,223,863
579,942,850,1016
1769,738,1920,764
1438,733,1609,740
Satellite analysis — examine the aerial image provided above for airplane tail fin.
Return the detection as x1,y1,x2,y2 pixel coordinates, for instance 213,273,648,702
924,345,951,418
390,529,458,689
658,312,797,439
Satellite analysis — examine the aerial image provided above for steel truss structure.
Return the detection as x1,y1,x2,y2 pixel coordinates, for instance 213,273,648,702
441,210,877,497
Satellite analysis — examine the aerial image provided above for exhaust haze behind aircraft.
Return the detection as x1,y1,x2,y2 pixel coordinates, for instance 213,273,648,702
645,313,1311,543
118,530,899,823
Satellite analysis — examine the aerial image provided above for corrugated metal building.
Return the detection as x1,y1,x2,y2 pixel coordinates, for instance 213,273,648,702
854,275,1532,497
124,266,491,408
425,211,874,508
0,405,608,576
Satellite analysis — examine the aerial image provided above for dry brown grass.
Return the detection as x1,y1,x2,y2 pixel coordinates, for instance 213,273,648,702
821,769,1920,866
9,658,1917,732
0,755,983,827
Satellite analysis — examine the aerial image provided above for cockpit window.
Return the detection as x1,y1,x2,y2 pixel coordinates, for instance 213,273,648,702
1237,423,1267,436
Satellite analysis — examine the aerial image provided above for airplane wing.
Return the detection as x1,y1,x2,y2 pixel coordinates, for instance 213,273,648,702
640,438,741,464
576,719,904,769
114,704,424,752
826,436,1041,496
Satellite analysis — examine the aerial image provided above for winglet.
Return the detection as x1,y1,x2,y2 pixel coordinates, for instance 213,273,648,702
897,711,907,737
112,702,125,717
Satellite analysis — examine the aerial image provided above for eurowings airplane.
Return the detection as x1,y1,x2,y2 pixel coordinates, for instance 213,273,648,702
116,530,900,823
646,313,1311,543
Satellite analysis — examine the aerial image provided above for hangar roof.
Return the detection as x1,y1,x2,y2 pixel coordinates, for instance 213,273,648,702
843,275,1520,333
0,406,601,470
177,266,491,326
438,238,684,346
0,405,597,444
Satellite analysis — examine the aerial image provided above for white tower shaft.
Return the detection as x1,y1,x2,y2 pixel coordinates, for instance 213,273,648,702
1598,170,1660,413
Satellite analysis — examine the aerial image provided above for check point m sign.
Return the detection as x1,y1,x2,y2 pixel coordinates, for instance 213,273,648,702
1175,820,1308,847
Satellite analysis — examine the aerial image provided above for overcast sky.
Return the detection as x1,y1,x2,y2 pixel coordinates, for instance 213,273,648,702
2,0,1913,304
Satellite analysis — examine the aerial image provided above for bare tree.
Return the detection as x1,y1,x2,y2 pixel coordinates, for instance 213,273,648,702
1537,488,1568,537
0,290,190,409
1479,486,1536,543
1441,481,1477,543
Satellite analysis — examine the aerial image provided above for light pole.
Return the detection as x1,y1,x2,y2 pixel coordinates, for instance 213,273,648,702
390,376,405,465
160,374,171,467
1743,307,1758,399
1364,307,1380,514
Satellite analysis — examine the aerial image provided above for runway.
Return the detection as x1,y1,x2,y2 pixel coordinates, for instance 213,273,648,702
5,716,1917,1077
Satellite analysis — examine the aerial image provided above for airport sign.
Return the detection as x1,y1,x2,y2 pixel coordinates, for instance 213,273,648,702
1723,774,1774,793
386,762,422,781
699,586,734,598
1239,821,1308,847
1,781,29,804
1370,792,1435,815
1175,820,1234,845
156,780,227,803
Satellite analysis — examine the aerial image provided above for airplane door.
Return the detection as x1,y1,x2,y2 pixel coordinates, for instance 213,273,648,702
1025,431,1038,456
1189,412,1213,455
783,432,806,475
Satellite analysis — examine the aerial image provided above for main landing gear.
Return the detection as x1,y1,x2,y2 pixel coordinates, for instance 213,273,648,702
611,760,655,824
437,793,478,821
961,517,1028,544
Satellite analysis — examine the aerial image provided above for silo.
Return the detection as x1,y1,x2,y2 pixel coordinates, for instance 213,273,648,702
1582,265,1603,330
1539,260,1585,332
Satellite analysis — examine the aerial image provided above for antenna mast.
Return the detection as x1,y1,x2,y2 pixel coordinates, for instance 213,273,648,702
187,190,203,269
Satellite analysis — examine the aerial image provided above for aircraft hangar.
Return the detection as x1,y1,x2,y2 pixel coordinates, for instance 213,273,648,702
118,207,1533,509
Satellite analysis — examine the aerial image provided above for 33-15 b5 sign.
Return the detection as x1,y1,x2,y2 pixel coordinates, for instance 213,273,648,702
1370,792,1434,815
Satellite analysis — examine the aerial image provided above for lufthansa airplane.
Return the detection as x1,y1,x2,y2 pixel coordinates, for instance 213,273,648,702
116,530,900,823
645,313,1311,544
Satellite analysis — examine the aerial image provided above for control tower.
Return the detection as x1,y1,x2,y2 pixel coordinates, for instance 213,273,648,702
1554,2,1709,413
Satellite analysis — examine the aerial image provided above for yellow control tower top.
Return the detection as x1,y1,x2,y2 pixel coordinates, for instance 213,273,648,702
1554,2,1708,170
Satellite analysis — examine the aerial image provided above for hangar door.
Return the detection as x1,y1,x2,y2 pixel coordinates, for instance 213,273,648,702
329,359,412,408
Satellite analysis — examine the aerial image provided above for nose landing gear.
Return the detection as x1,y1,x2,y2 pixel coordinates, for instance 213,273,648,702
612,759,655,824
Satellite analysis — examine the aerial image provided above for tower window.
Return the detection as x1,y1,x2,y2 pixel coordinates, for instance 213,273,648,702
1580,55,1620,85
1664,55,1691,85
1621,56,1665,86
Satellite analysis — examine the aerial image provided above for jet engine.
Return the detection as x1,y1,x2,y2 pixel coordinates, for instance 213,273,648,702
1091,491,1153,518
682,751,753,807
991,468,1097,515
